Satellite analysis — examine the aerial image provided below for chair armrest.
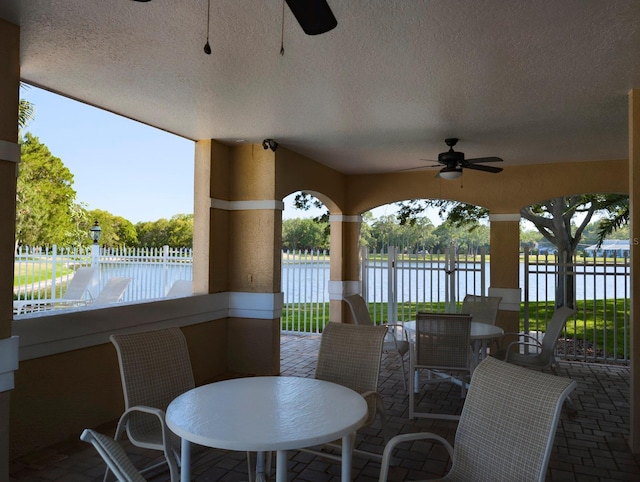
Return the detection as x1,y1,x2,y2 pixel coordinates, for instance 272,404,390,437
114,405,174,454
360,390,387,428
378,432,454,482
385,323,410,342
498,332,543,351
504,341,543,361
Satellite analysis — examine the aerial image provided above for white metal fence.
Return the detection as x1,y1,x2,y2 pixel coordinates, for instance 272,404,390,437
281,246,630,364
14,245,193,304
14,245,630,363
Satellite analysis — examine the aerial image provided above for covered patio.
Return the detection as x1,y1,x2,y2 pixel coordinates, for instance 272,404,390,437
1,1,640,479
9,334,639,481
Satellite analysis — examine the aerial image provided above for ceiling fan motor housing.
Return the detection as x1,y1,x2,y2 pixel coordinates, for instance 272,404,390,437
438,150,464,165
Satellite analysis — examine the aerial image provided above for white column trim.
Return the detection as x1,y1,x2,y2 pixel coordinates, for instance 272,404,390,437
328,280,361,300
211,199,285,211
329,214,362,223
489,213,521,222
0,336,19,392
228,292,284,319
0,140,20,163
488,287,522,311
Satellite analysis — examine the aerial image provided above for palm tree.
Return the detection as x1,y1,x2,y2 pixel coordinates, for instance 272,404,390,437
18,83,34,131
596,195,629,246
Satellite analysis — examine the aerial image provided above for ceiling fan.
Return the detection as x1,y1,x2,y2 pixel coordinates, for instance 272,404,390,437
416,138,504,180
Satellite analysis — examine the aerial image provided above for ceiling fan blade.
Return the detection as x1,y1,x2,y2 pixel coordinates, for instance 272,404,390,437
464,164,504,173
465,156,503,164
285,0,337,35
395,164,441,172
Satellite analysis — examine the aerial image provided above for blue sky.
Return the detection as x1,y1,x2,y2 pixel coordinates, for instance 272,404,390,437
22,85,195,224
20,85,417,224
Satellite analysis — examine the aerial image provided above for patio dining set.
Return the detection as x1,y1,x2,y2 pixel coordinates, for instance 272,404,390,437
76,293,579,482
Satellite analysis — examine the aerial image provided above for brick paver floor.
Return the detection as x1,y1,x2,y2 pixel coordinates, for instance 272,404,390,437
9,333,640,481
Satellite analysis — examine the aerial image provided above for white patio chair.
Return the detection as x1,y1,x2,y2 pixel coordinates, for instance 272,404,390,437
460,294,502,325
13,266,98,314
344,293,410,391
110,327,189,480
379,356,577,482
410,312,473,420
493,305,577,375
300,321,388,462
110,327,252,481
92,277,132,306
80,429,146,482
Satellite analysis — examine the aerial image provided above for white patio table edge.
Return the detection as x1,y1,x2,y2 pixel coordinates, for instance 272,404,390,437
165,376,368,482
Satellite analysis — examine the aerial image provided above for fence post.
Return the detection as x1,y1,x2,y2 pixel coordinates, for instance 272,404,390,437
50,245,58,298
162,245,169,296
445,243,457,312
387,246,397,323
361,246,368,301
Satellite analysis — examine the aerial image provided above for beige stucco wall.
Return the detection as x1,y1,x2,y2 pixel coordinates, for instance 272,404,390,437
0,19,19,480
629,89,640,452
9,292,236,458
344,159,627,215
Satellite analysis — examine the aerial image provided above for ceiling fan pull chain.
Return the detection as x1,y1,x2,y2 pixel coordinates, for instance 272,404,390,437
280,0,286,56
203,0,212,55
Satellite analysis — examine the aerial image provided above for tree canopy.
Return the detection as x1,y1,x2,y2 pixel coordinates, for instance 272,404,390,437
16,133,86,247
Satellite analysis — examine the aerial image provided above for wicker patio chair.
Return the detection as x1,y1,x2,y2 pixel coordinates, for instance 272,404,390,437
300,321,388,462
80,429,146,482
410,312,473,420
493,305,577,375
460,294,502,325
344,293,410,391
379,356,577,482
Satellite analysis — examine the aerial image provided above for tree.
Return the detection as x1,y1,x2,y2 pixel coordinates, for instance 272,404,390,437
282,218,329,251
16,133,85,247
18,83,35,132
86,209,138,248
134,214,193,248
594,195,628,246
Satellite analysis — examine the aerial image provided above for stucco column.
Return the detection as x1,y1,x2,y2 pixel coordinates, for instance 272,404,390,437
488,214,521,336
0,18,20,480
629,89,640,453
196,142,283,375
327,215,361,323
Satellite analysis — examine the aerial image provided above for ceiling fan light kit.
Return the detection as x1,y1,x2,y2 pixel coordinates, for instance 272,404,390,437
438,167,463,180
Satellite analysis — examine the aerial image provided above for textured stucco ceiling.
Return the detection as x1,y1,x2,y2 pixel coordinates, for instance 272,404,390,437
1,0,639,174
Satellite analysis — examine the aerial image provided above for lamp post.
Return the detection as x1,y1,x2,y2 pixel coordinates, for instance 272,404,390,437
90,220,102,267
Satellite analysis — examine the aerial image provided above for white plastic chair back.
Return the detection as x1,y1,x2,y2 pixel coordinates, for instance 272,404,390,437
460,294,502,325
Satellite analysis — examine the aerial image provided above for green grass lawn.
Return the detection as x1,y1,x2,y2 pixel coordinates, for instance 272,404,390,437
13,260,79,300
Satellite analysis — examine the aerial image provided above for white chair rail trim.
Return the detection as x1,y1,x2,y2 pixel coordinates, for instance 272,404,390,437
13,292,284,361
489,213,521,222
0,336,19,392
329,214,361,223
0,139,20,163
228,292,284,319
210,199,285,211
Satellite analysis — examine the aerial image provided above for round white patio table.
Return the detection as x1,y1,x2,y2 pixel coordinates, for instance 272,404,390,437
165,376,368,482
